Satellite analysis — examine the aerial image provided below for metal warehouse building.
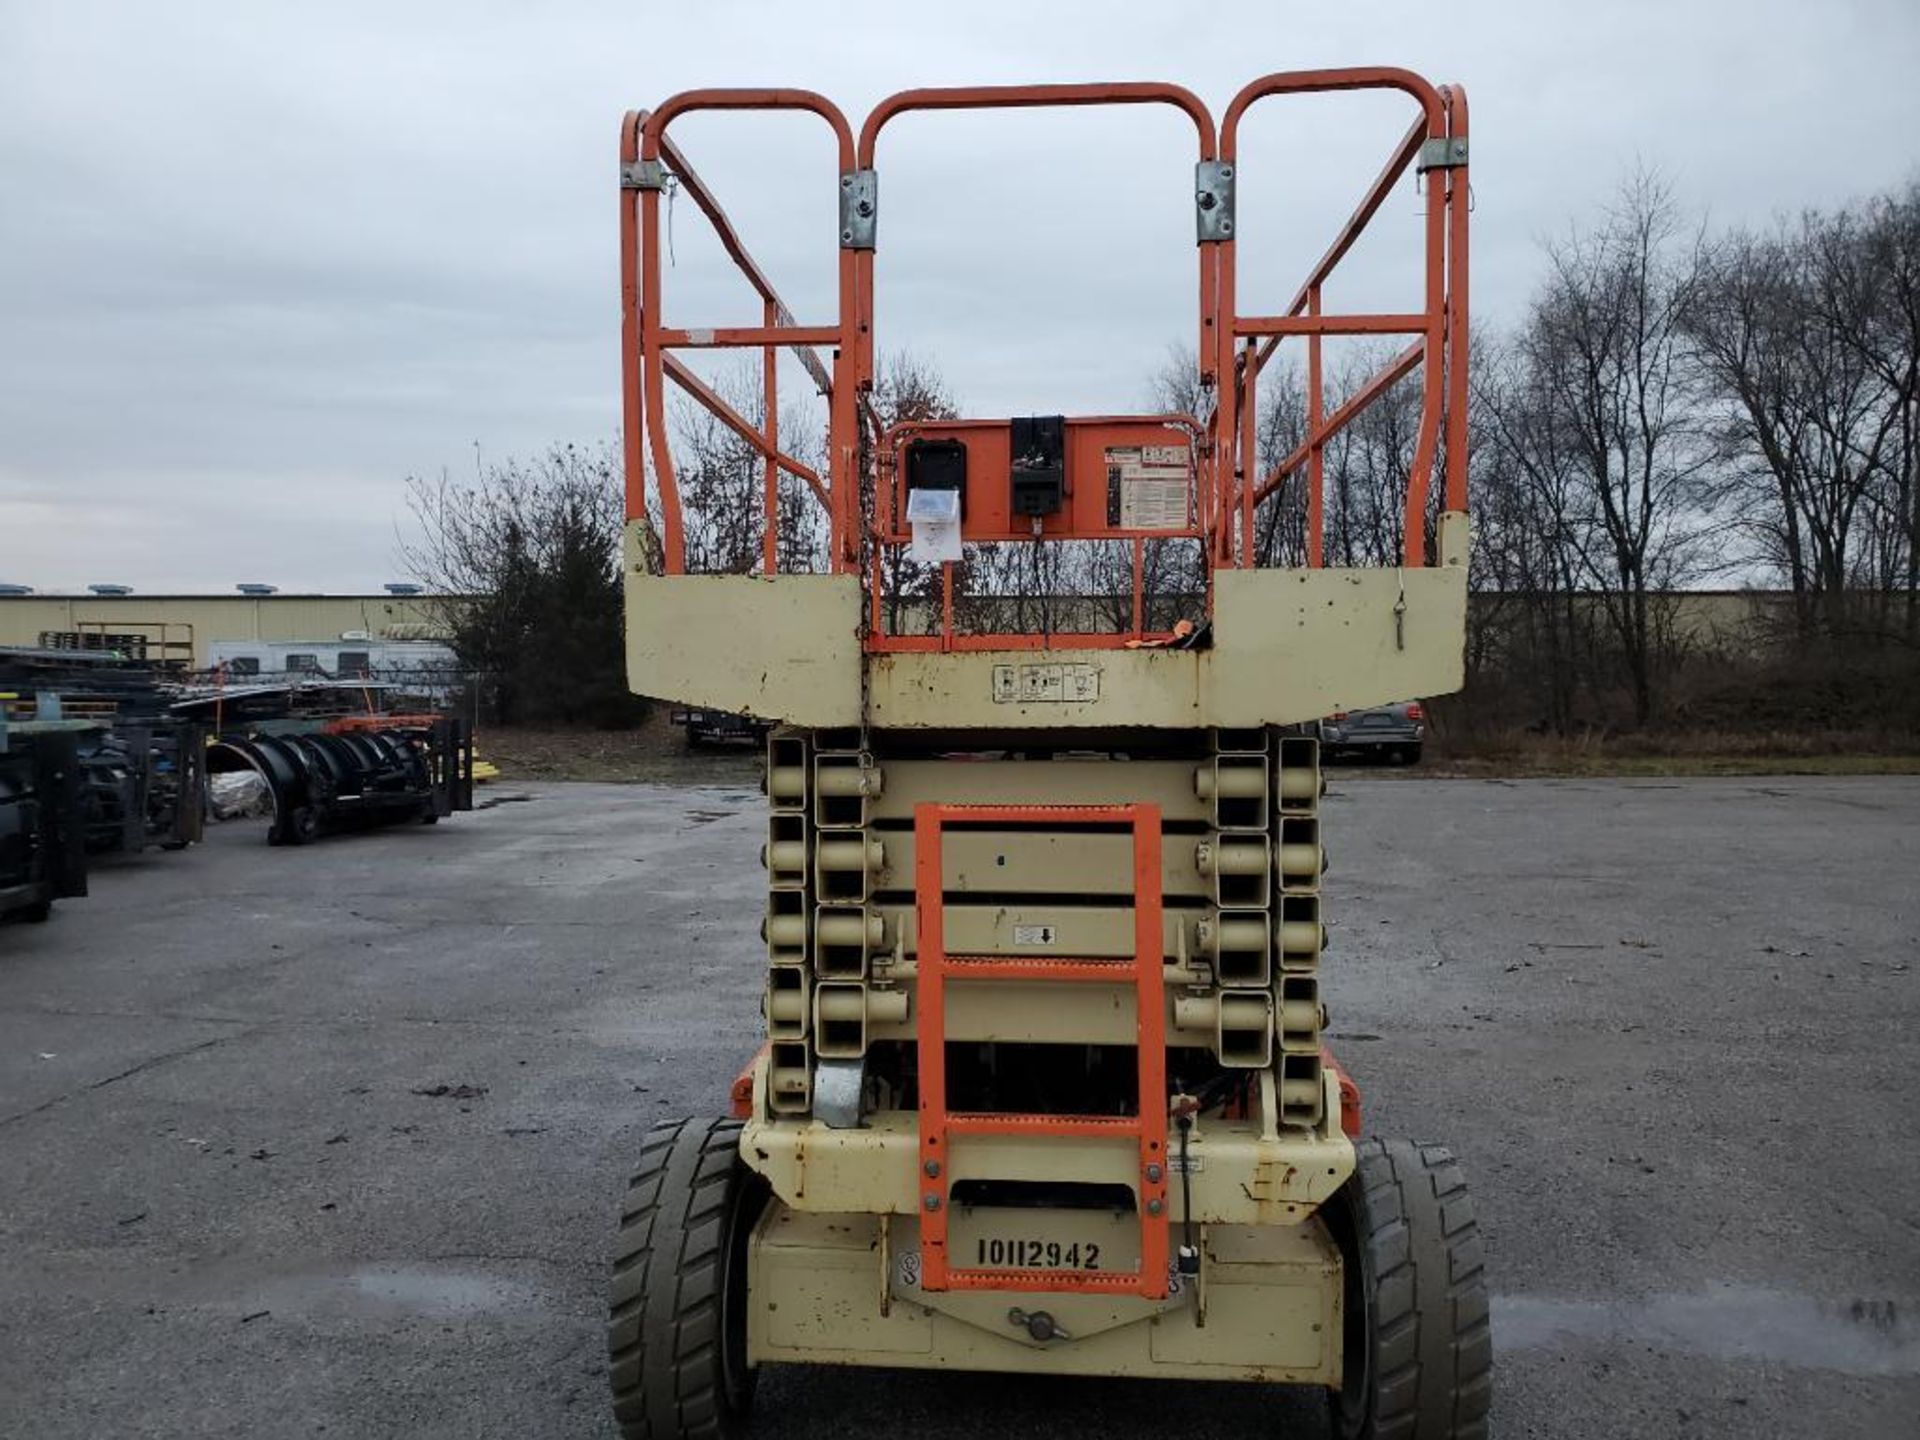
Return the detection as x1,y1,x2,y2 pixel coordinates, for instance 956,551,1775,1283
0,590,454,670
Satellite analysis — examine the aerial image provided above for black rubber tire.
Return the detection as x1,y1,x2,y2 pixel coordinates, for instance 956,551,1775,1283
1405,745,1424,767
21,900,53,924
609,1117,765,1440
272,804,319,846
1330,1138,1491,1440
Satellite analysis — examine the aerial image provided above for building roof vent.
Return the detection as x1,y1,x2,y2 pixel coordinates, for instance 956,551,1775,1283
235,583,279,596
383,582,423,596
87,583,133,595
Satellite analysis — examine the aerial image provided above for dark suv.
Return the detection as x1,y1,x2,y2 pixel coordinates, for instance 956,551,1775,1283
1318,700,1425,765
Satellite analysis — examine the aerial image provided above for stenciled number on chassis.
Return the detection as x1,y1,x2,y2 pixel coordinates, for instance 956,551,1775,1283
976,1237,1101,1270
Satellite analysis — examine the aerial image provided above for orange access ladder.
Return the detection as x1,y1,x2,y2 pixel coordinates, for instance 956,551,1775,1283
912,803,1170,1298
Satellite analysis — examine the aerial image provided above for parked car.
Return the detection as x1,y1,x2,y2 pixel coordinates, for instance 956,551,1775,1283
671,707,772,749
1318,700,1425,765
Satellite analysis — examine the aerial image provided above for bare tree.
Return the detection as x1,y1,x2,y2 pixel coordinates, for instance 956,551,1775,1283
403,443,644,727
667,365,827,577
1842,182,1920,643
1517,172,1715,724
1472,335,1598,734
1249,360,1310,568
1321,348,1422,568
1691,197,1917,648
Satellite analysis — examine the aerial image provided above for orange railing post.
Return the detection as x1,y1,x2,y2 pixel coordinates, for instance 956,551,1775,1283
624,92,856,575
1220,69,1467,571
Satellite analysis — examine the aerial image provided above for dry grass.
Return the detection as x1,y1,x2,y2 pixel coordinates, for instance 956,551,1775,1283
1414,726,1920,778
474,718,1920,785
475,717,760,786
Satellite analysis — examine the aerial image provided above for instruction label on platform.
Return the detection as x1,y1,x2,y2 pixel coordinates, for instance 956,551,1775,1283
1105,443,1193,531
991,662,1100,704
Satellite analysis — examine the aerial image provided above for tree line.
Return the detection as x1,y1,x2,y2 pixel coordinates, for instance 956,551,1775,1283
1469,171,1918,735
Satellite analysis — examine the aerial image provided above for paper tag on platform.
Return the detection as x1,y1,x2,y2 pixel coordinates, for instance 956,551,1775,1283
906,487,962,563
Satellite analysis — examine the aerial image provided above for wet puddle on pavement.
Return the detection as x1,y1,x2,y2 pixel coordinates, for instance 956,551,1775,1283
1495,1288,1915,1376
229,1262,545,1321
342,1264,534,1315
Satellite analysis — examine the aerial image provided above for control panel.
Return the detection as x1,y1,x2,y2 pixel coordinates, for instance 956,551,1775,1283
892,416,1198,542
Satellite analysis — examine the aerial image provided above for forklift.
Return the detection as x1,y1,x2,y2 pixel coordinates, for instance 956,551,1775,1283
610,70,1487,1438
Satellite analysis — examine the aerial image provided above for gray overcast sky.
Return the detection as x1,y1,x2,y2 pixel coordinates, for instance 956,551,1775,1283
2,0,1916,592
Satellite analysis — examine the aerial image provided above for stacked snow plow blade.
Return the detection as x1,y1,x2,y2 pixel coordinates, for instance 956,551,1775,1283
207,716,473,846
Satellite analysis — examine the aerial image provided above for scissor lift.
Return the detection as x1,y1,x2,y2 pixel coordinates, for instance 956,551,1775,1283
610,70,1488,1439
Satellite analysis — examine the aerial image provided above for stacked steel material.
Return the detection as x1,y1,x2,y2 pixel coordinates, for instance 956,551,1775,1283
74,722,206,854
0,645,207,858
0,722,89,921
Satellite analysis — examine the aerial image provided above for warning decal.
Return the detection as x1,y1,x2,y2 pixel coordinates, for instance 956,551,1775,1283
991,663,1101,704
1104,443,1194,531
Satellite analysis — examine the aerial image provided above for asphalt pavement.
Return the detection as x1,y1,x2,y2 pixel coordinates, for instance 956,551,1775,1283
1,775,1915,1439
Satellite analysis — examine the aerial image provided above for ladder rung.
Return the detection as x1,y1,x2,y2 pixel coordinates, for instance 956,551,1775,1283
942,1266,1147,1293
943,956,1141,982
945,1111,1142,1137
